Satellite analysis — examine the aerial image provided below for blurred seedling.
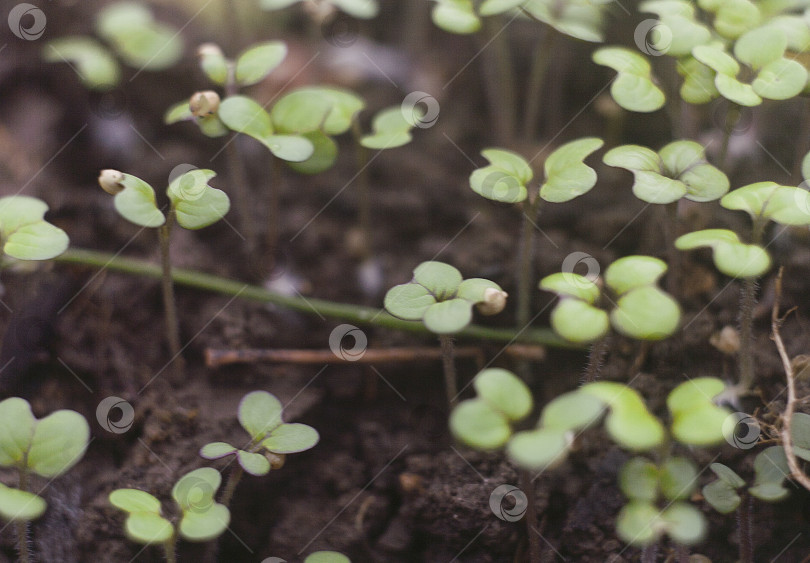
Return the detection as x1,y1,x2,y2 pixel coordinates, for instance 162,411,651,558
260,0,379,33
703,446,792,563
603,139,729,294
0,196,69,270
42,1,183,91
540,255,680,380
677,179,810,393
109,467,229,563
384,261,507,406
469,138,603,329
200,390,319,506
303,551,352,563
98,169,230,380
0,397,89,563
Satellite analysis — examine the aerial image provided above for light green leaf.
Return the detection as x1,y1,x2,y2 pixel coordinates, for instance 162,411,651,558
507,428,570,471
109,489,162,515
791,412,810,461
271,87,365,136
172,467,221,512
413,261,463,299
259,0,301,9
0,196,69,260
431,0,481,34
551,298,610,343
616,500,660,546
753,57,808,100
42,37,120,91
767,15,810,52
178,503,230,542
304,551,352,563
668,378,730,446
218,95,274,139
659,457,698,500
707,0,761,39
199,442,238,460
113,174,166,228
735,26,786,69
678,56,719,104
262,423,319,453
384,283,436,320
235,41,287,86
469,148,532,203
261,135,315,162
237,450,271,476
287,131,337,173
164,100,193,124
539,272,601,303
610,286,680,340
332,0,379,18
97,1,183,71
722,182,810,225
198,114,229,138
450,398,513,450
604,255,667,295
603,144,661,171
592,47,665,113
751,446,790,501
239,390,283,440
581,382,666,450
540,391,605,431
675,229,772,278
423,298,474,333
710,462,746,488
123,511,174,544
692,44,740,75
473,368,533,422
480,0,525,15
197,43,227,85
619,457,659,501
702,478,742,513
522,0,606,42
28,410,90,478
360,106,416,149
456,278,503,303
715,73,762,106
0,485,46,522
0,398,35,466
661,502,707,545
540,137,604,203
167,169,230,230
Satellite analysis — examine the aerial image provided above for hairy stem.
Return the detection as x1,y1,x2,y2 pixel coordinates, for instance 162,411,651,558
439,335,458,407
56,248,574,348
738,494,753,563
583,335,610,383
220,464,244,508
738,218,765,391
163,539,177,563
159,213,185,381
522,26,554,141
641,542,658,563
520,470,541,563
17,469,30,563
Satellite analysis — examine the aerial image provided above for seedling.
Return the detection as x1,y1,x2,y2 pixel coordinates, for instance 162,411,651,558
109,467,229,563
0,196,69,265
0,397,90,563
703,447,791,562
98,169,230,379
592,47,665,113
304,551,352,563
200,390,319,506
260,0,379,20
384,260,507,405
42,1,183,91
469,138,603,328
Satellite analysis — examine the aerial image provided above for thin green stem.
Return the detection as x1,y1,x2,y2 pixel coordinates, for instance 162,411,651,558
163,538,177,563
352,121,372,259
439,335,458,407
719,102,740,171
219,464,244,508
738,217,766,391
55,248,576,348
159,213,185,381
521,26,554,141
16,468,30,563
517,197,541,330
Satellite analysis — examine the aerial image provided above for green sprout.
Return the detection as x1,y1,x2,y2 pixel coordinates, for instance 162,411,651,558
260,0,379,20
109,467,230,563
0,196,69,264
592,47,665,113
98,169,230,380
384,261,507,405
540,255,680,343
469,138,603,328
200,390,319,506
0,398,89,563
304,551,352,563
42,1,183,91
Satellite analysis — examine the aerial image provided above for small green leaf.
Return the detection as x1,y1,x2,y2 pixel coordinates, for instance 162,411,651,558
262,423,320,453
704,0,761,39
506,428,570,471
734,26,786,69
262,134,315,162
616,500,660,546
197,43,227,85
178,503,230,542
259,0,301,9
450,398,513,450
167,169,231,230
237,450,271,476
123,511,174,544
413,261,463,299
473,368,533,422
722,182,810,225
332,0,379,18
661,502,706,545
422,298,474,334
668,377,730,446
431,0,481,34
678,56,719,104
604,255,667,295
539,272,601,303
0,485,46,522
112,174,166,228
239,391,283,440
164,100,193,125
550,299,610,343
581,382,666,450
304,551,352,563
235,41,287,86
384,283,435,320
610,286,680,340
702,479,742,513
480,0,524,15
456,278,503,303
287,131,337,173
218,95,274,139
109,489,162,514
709,462,745,488
540,137,604,203
540,391,605,431
791,412,810,461
753,58,808,100
0,398,35,466
361,106,416,150
619,457,659,501
659,457,698,500
199,442,238,460
0,196,69,260
28,410,90,478
522,0,606,42
469,148,532,203
271,87,365,136
592,47,665,113
97,2,183,71
750,446,790,501
42,37,120,90
171,467,221,512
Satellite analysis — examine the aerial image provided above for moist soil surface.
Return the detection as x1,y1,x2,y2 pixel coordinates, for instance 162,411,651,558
2,2,810,562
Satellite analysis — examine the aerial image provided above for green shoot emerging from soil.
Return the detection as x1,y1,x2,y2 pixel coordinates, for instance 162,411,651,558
109,467,229,563
200,390,319,506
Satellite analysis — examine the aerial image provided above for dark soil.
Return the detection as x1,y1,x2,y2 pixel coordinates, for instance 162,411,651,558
2,2,810,562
